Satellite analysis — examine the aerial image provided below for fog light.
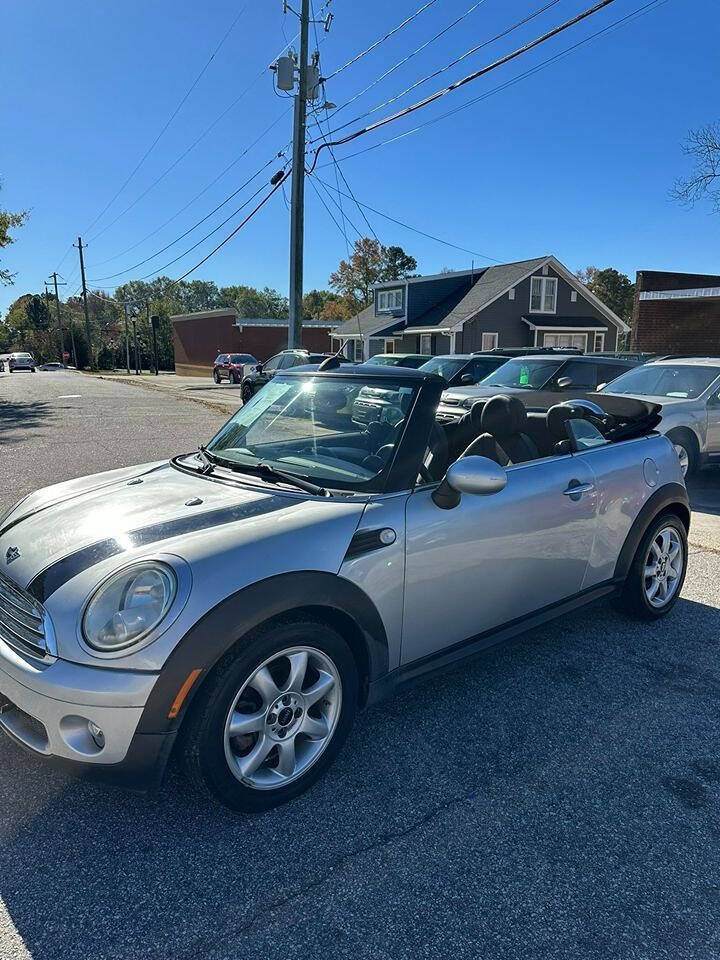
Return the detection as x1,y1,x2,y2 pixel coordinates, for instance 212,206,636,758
88,721,105,749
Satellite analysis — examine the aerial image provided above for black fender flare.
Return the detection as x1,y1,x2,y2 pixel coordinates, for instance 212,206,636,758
137,571,389,734
613,482,690,582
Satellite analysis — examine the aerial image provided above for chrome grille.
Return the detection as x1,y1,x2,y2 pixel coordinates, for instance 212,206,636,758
0,572,48,658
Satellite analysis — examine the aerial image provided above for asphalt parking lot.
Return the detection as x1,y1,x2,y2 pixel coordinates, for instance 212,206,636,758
1,370,720,960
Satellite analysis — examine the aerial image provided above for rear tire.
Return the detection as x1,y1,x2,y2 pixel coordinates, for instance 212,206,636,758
615,512,688,620
178,617,359,812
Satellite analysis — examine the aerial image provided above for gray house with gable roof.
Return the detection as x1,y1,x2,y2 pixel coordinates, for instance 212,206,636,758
331,255,629,361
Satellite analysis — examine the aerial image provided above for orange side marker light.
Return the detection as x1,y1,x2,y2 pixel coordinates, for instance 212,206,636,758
168,668,203,719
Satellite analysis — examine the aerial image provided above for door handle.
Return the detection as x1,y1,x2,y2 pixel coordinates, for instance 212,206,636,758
563,480,595,498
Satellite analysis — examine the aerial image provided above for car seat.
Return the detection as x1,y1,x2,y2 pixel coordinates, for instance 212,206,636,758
461,395,539,466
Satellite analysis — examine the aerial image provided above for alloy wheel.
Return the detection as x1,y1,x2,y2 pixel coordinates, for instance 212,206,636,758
223,646,342,790
673,443,689,477
644,526,683,608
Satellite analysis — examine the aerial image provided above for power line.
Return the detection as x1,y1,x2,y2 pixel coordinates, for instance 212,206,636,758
82,2,252,239
325,0,493,122
89,120,292,270
87,153,282,283
308,0,620,175
313,175,501,260
315,0,563,142
323,0,441,81
317,0,667,167
308,176,358,246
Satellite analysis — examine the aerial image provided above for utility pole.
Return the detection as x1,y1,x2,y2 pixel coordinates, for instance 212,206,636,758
49,272,67,366
75,236,94,369
132,318,140,375
288,0,310,349
123,304,131,374
274,1,327,348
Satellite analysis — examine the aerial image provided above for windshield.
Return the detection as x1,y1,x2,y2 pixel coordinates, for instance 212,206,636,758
364,355,404,366
419,357,466,380
479,358,563,390
205,374,418,491
602,364,720,399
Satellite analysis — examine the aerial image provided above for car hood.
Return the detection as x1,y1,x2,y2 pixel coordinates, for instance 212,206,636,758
0,459,364,597
442,385,537,402
599,391,691,409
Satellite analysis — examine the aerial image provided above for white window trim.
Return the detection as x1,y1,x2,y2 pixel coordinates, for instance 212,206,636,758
419,334,432,354
508,287,515,301
376,288,403,313
570,290,578,303
481,332,498,351
384,339,396,353
529,275,558,314
593,332,606,353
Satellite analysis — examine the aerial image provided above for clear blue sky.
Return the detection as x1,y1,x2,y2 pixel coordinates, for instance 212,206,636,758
1,0,718,316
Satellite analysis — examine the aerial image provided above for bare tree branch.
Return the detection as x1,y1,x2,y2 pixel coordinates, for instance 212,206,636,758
670,121,720,214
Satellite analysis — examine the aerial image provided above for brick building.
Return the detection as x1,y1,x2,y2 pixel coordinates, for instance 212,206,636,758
632,270,720,355
171,308,336,377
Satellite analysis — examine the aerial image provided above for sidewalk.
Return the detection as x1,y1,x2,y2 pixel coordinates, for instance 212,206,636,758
91,370,243,414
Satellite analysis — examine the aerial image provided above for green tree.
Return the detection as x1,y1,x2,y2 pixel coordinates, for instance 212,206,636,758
0,182,28,286
218,284,288,319
329,237,417,309
302,289,342,321
671,121,720,214
575,266,635,325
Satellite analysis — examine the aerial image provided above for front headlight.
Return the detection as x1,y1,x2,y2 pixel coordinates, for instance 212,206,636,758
82,562,177,652
462,397,478,409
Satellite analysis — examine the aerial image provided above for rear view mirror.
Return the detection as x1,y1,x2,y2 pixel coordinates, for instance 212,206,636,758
432,456,507,509
556,376,573,389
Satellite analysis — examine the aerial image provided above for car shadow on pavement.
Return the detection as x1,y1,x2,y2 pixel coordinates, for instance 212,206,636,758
2,594,720,960
0,399,55,446
687,467,720,516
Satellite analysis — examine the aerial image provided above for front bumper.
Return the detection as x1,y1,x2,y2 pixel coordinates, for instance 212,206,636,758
435,402,465,422
0,636,167,788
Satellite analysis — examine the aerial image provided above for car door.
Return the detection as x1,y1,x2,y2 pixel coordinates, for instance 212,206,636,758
260,354,283,384
402,454,598,664
705,385,720,455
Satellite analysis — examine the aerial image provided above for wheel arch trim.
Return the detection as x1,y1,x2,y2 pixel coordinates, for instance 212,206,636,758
613,482,690,582
136,571,389,734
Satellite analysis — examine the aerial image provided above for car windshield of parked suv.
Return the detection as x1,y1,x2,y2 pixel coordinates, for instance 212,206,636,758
205,374,418,491
418,357,467,380
478,357,564,390
14,353,33,360
601,364,720,399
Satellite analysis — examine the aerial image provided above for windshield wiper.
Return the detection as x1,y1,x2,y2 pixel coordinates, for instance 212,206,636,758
228,461,332,498
196,445,218,475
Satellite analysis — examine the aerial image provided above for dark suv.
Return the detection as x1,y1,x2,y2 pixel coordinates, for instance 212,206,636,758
436,354,642,421
213,353,258,384
241,349,343,402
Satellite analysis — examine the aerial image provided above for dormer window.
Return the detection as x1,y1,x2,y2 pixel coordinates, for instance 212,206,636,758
377,288,403,312
529,275,557,313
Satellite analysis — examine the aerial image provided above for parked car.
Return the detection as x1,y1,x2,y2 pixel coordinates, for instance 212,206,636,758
240,349,348,403
39,362,64,371
0,364,688,811
213,353,258,384
360,353,431,368
599,356,720,476
353,353,509,426
436,354,640,422
8,352,35,372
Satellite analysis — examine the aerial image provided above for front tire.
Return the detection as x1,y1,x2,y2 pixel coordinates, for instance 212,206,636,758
616,513,688,620
178,617,359,812
241,382,254,404
666,428,698,478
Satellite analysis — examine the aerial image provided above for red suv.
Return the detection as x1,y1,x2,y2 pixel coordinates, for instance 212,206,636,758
212,353,258,384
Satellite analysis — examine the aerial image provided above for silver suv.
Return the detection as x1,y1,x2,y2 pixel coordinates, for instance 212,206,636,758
0,365,688,811
600,357,720,476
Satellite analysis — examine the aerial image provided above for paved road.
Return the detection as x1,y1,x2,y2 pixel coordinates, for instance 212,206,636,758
1,371,720,960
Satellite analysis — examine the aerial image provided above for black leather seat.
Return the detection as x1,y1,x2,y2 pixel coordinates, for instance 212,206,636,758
462,395,539,466
546,404,584,456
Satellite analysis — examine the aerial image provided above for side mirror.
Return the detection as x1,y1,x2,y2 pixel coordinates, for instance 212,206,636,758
432,456,507,509
460,373,474,384
596,382,607,392
556,376,573,389
256,363,264,374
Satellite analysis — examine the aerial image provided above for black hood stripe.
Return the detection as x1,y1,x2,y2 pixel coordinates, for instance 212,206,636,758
27,496,289,602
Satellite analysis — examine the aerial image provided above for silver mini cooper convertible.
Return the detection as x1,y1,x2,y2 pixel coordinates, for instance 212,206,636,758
0,363,689,811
